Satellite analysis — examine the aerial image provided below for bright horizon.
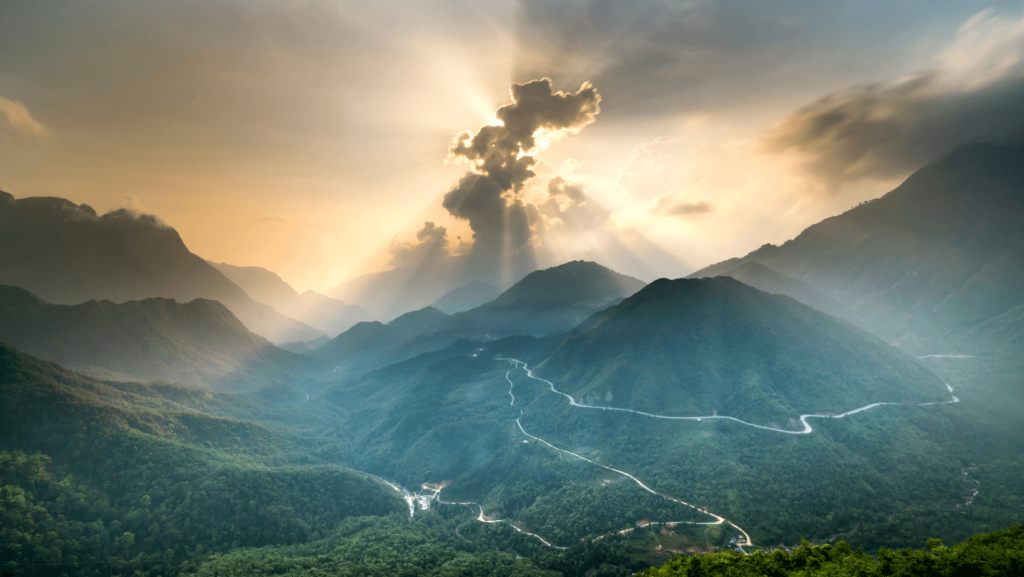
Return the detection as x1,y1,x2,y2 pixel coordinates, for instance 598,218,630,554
4,1,1024,292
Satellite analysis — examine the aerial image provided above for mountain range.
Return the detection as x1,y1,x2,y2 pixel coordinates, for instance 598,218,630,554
537,276,946,425
210,261,373,336
0,284,314,389
690,142,1024,355
0,192,321,344
313,261,645,372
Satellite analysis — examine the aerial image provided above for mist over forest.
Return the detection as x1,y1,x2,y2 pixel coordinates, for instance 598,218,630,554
2,2,1024,576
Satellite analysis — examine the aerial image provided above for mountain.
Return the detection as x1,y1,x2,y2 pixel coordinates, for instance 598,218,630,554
0,343,404,576
316,261,644,372
0,192,321,343
719,261,843,315
326,257,470,321
321,279,979,550
312,306,450,370
431,280,501,314
537,277,948,425
0,284,316,389
210,261,373,335
444,260,647,337
689,142,1024,354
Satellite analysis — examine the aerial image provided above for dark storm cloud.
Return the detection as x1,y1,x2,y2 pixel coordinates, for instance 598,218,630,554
387,222,451,268
442,78,600,276
761,71,1024,184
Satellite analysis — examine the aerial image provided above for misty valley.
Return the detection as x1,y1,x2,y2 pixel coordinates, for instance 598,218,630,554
2,140,1024,576
4,3,1024,575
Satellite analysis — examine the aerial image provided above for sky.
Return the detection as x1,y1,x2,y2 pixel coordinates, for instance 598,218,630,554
3,0,1024,292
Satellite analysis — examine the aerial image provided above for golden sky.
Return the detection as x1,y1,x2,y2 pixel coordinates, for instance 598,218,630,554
3,1,1024,291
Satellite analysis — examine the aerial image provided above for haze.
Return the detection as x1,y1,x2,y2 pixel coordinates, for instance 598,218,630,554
5,1,1024,291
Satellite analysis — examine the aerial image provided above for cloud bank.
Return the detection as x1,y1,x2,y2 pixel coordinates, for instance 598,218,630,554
763,9,1024,184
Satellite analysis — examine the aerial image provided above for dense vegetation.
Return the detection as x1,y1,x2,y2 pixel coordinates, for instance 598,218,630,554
642,523,1024,576
0,344,404,576
539,277,948,424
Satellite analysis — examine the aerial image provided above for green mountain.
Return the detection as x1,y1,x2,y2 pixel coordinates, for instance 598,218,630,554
0,343,405,576
538,277,947,426
689,142,1024,355
0,285,318,390
0,192,321,343
210,261,373,336
431,280,502,314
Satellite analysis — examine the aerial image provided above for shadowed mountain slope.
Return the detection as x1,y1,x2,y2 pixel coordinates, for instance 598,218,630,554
431,280,501,314
690,142,1024,354
0,192,321,343
720,261,843,316
0,285,317,390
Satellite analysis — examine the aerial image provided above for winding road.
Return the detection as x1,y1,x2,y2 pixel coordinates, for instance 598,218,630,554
380,353,961,554
499,358,959,435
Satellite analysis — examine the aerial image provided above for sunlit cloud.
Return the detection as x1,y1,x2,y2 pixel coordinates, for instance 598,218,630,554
762,8,1024,186
0,97,54,142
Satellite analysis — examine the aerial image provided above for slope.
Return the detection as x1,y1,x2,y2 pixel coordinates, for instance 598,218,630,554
0,192,321,343
312,306,450,371
0,343,405,576
445,260,647,337
431,280,502,314
538,277,948,426
315,261,645,374
0,285,321,390
689,142,1024,354
720,261,843,316
210,261,373,335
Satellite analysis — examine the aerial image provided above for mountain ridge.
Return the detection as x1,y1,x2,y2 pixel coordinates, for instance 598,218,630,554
0,192,321,343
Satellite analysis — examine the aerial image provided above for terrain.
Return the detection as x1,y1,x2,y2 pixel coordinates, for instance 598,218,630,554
210,261,373,336
1,142,1023,576
690,142,1024,357
0,285,314,389
0,193,320,343
314,261,645,373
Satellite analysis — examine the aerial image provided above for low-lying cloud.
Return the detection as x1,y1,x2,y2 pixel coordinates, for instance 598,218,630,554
762,9,1024,185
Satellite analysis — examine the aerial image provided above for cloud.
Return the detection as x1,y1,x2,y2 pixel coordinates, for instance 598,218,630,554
441,78,600,278
651,194,712,217
387,221,451,268
762,9,1024,184
536,175,610,232
0,96,53,142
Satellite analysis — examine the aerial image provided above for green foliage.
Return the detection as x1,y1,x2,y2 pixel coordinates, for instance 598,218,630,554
642,523,1024,576
0,344,405,576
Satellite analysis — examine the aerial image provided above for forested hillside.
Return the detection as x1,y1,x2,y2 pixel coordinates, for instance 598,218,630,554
0,344,404,576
